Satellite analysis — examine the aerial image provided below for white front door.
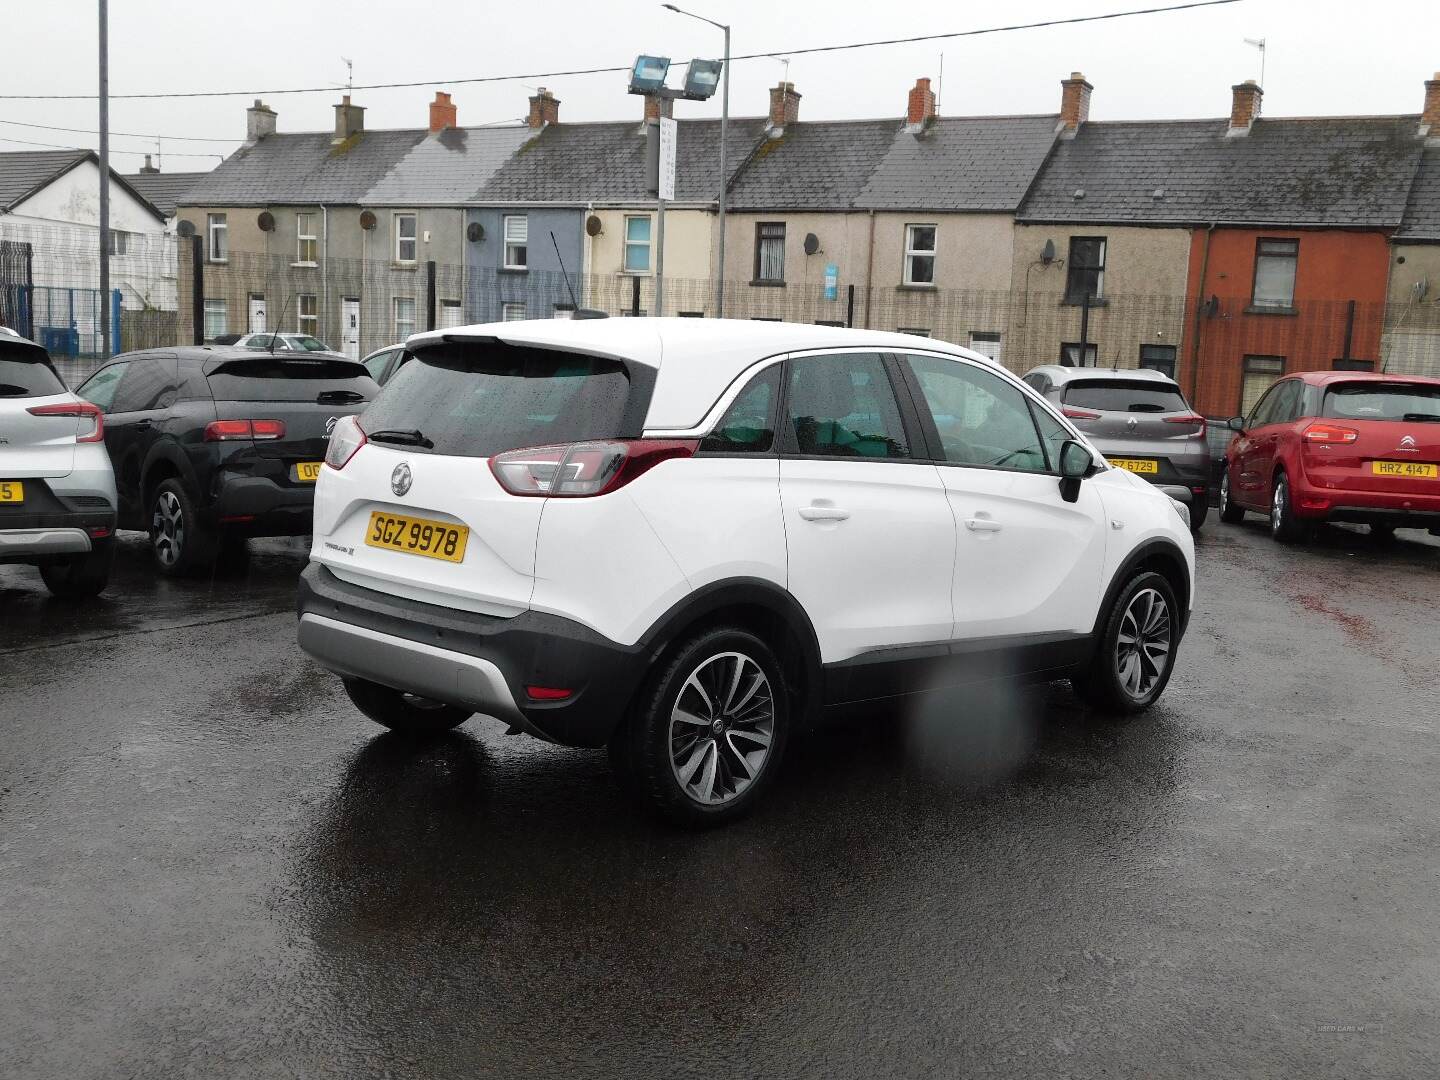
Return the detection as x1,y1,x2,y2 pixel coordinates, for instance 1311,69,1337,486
341,298,360,360
248,295,266,333
777,351,955,664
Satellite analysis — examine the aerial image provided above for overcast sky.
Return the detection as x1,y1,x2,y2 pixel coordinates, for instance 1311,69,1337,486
1,0,1435,173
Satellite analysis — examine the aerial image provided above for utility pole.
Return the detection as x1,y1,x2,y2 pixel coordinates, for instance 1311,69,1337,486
717,21,729,318
98,0,111,357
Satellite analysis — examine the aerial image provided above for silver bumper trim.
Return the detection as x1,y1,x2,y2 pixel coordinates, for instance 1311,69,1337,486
298,612,522,723
0,528,91,558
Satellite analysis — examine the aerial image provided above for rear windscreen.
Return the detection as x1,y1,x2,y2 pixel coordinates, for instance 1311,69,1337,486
1063,380,1188,414
0,355,66,399
1322,383,1440,422
361,342,631,458
205,356,375,402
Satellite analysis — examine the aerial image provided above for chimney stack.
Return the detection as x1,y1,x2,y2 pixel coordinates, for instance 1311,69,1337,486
906,77,938,132
140,153,159,174
246,99,277,144
767,82,802,136
1058,72,1092,137
528,87,560,129
1421,71,1440,141
644,94,674,123
332,95,365,145
1228,80,1263,137
429,91,457,134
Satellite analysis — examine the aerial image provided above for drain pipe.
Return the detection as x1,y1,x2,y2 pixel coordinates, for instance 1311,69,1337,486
1188,222,1215,405
320,205,329,342
863,209,876,329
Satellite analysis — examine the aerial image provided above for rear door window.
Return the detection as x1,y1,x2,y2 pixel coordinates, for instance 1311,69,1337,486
781,353,912,458
0,345,66,399
205,356,375,402
1322,382,1440,422
359,342,632,458
111,355,180,413
76,362,131,412
1062,380,1188,414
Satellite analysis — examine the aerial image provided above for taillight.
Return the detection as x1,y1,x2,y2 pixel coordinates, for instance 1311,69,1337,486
490,439,699,497
1163,413,1207,433
324,415,367,470
27,401,104,443
1062,407,1101,420
204,419,286,441
1302,422,1359,445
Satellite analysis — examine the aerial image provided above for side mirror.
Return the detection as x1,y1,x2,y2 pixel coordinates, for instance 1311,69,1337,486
1227,416,1246,432
1057,439,1093,503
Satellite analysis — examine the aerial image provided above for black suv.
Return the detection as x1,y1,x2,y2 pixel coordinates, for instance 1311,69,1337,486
75,347,377,574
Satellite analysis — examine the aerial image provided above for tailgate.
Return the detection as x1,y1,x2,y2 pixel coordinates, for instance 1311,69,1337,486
0,393,79,479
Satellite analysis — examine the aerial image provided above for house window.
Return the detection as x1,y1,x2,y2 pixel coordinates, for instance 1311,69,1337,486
1065,237,1106,303
297,294,318,337
203,299,228,340
1252,238,1298,309
207,214,228,262
394,213,417,264
968,331,1002,364
903,224,936,285
394,297,416,340
439,299,464,329
503,215,528,270
624,215,652,273
1060,342,1098,367
1241,355,1285,414
296,213,317,264
754,222,785,283
502,301,527,322
106,230,133,256
1139,344,1178,378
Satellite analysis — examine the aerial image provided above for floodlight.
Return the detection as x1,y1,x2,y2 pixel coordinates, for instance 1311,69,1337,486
682,58,723,100
629,55,671,95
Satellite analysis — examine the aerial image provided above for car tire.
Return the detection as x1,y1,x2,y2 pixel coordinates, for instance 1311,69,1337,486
342,677,472,736
38,537,114,598
1072,570,1180,715
1188,499,1209,534
1218,469,1246,524
150,477,217,576
1269,471,1305,544
609,626,789,828
1369,523,1397,542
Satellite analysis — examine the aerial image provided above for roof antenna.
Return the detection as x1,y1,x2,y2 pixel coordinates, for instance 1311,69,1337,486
341,56,354,95
937,53,944,110
269,293,293,354
550,231,606,319
1244,37,1266,87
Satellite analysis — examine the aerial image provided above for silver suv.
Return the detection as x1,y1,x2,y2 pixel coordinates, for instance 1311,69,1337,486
0,328,118,595
1022,366,1209,531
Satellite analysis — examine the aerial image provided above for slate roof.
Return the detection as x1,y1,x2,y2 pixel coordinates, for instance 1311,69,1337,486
476,117,770,205
725,119,901,211
0,149,90,210
1396,148,1440,241
1018,115,1425,228
857,114,1059,212
122,171,210,216
366,126,532,204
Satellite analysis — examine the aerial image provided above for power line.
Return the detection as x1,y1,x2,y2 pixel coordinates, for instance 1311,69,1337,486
0,117,235,142
0,134,226,158
0,0,1242,101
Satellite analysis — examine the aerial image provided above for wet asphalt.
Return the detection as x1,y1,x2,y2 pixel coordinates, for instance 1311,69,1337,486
2,521,1439,1079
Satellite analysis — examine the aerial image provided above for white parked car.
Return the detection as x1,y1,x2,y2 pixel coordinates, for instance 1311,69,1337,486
298,319,1195,825
0,327,117,596
231,332,336,354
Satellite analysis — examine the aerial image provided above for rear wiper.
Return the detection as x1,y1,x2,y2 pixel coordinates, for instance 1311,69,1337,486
1402,413,1440,423
367,428,434,449
316,389,365,404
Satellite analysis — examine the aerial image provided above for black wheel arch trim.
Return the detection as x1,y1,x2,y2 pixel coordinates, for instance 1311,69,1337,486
1091,538,1192,644
140,442,202,506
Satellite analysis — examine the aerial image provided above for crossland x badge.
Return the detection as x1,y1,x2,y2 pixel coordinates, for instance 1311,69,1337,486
1398,435,1418,451
390,462,412,496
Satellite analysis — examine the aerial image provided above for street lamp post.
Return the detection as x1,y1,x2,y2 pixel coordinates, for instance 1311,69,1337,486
663,3,730,319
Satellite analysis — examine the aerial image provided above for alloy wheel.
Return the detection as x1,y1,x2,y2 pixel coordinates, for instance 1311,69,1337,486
1114,588,1172,701
153,490,184,568
1271,478,1286,535
668,651,775,806
1221,473,1231,513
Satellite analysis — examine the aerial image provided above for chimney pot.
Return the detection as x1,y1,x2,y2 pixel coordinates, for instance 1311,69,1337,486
528,87,560,129
429,90,457,134
245,98,277,143
1228,79,1263,137
332,95,365,145
1058,72,1093,137
140,153,159,174
906,77,938,131
1422,72,1440,140
768,81,802,134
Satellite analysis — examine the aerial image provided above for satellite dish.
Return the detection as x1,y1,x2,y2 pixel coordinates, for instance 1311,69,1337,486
257,211,276,232
467,221,484,243
359,210,377,231
1040,239,1056,264
802,232,820,256
176,219,196,238
586,215,604,237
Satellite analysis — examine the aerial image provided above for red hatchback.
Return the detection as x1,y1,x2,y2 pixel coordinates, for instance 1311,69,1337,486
1218,371,1440,541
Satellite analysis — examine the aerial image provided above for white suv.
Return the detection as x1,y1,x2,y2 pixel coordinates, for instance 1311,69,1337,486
298,319,1194,825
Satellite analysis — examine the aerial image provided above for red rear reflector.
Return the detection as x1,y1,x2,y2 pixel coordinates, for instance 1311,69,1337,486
27,401,104,443
219,514,256,524
1062,407,1101,420
525,686,573,701
87,526,111,539
204,419,286,441
1299,495,1331,511
1302,422,1359,445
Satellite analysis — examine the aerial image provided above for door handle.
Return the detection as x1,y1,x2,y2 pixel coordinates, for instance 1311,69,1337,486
798,505,850,522
965,517,1003,532
134,418,155,431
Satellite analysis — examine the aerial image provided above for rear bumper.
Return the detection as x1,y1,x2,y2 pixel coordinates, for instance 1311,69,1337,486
1290,477,1440,526
0,527,91,562
210,475,317,535
296,563,648,747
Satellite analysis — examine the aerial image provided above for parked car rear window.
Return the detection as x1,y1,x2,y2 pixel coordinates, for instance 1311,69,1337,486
1062,379,1188,414
0,353,66,399
361,342,631,458
205,356,375,402
1322,382,1440,422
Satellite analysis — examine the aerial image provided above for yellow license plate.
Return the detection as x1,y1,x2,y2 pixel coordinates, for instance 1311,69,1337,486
1373,461,1438,478
293,461,323,483
1110,458,1159,475
0,481,24,503
364,511,468,563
